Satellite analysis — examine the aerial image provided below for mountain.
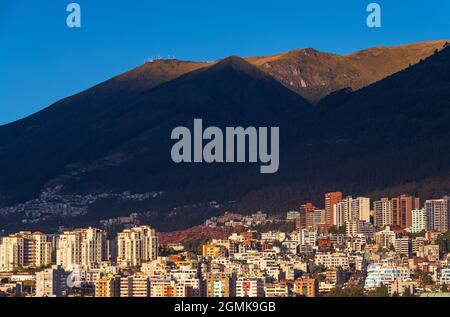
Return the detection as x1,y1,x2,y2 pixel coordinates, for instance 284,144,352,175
1,41,450,232
0,56,310,208
248,40,448,103
238,45,450,212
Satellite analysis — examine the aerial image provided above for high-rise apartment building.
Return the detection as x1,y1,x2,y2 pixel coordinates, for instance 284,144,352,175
374,198,393,228
411,208,427,233
35,265,68,297
334,198,351,229
117,225,158,267
352,197,371,222
325,192,343,230
294,278,318,297
206,273,233,297
56,227,108,270
334,196,371,228
392,195,420,228
425,198,450,232
0,231,52,272
296,203,316,229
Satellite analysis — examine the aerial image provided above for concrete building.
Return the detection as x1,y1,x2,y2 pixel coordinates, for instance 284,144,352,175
346,220,374,238
392,195,420,228
313,209,326,229
334,198,351,229
440,268,450,285
286,211,300,221
235,277,265,297
325,192,343,231
315,252,349,269
394,237,412,257
57,227,108,270
264,281,290,297
206,273,233,297
120,275,150,297
374,226,396,249
425,198,450,232
35,265,68,297
298,229,317,247
364,264,410,289
374,198,393,228
117,225,158,267
352,197,371,222
411,208,427,233
0,232,52,272
95,274,120,297
295,278,318,297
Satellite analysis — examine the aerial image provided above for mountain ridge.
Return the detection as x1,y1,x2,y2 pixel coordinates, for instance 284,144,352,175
1,41,450,232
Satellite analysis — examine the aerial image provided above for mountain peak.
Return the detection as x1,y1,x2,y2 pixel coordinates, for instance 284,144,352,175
206,55,269,80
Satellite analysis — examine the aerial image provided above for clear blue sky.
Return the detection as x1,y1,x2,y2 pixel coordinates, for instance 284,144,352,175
1,0,449,125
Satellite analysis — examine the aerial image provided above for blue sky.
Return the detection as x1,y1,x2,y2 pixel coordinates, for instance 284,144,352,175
1,0,449,125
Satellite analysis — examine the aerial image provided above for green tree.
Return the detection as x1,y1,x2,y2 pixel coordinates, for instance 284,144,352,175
368,284,389,297
437,231,450,254
326,286,365,297
413,269,434,287
388,243,396,252
402,287,413,297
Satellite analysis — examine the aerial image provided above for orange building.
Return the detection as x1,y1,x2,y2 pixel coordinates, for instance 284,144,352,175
296,203,316,229
206,273,233,297
325,192,342,231
295,278,318,297
202,244,227,258
392,195,420,228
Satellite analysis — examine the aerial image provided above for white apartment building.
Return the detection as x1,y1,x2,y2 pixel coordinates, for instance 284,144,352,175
374,198,393,227
440,268,450,285
334,199,350,228
35,265,68,297
410,208,427,233
298,229,317,247
286,211,300,221
346,220,374,238
150,278,189,297
394,237,411,256
315,252,350,269
425,198,450,232
313,209,326,228
0,232,52,272
261,231,286,242
374,226,396,249
120,275,150,297
352,197,371,222
334,196,371,228
117,225,158,267
235,277,265,297
56,227,108,270
364,264,411,289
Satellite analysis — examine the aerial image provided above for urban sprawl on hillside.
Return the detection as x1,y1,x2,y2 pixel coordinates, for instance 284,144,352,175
1,192,450,297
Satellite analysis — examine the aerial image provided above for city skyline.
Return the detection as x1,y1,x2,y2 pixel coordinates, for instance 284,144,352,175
1,190,450,298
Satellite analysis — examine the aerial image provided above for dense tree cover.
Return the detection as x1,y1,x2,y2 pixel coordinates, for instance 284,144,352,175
251,221,296,233
182,237,211,254
326,286,365,297
367,284,390,297
437,231,450,254
413,269,434,287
